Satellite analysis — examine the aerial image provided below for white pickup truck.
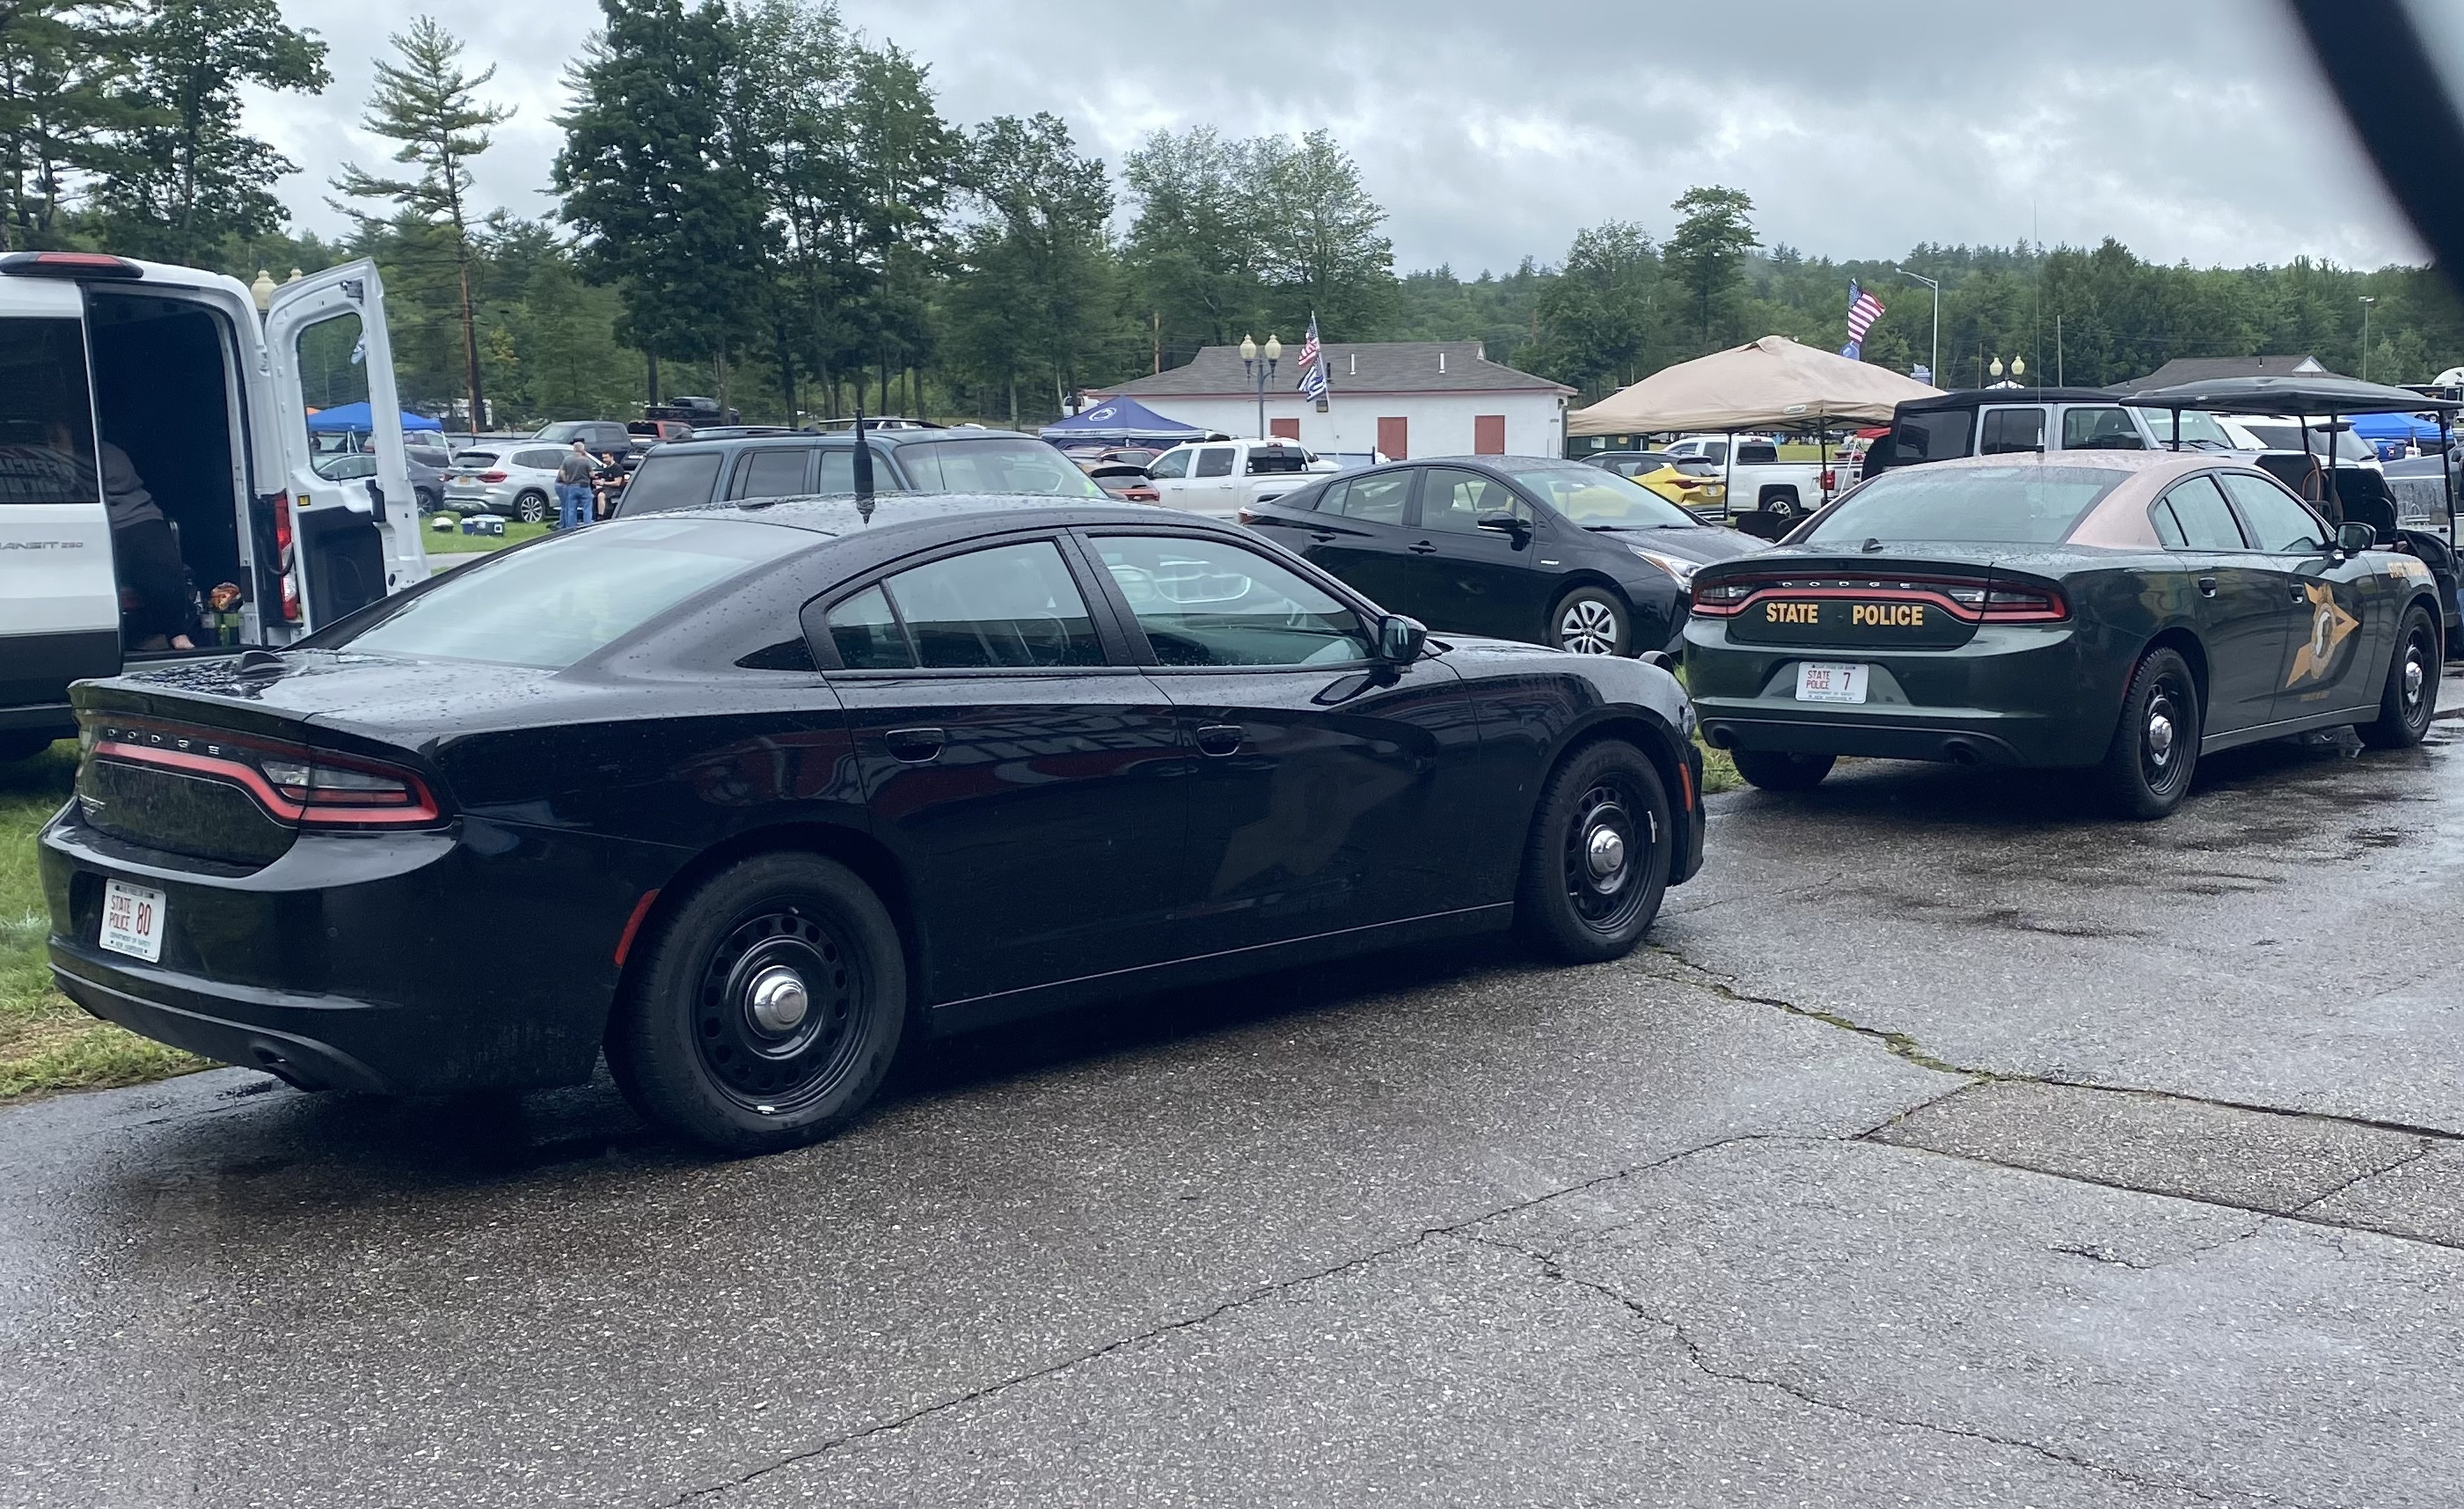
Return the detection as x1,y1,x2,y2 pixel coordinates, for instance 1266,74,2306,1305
1659,434,1839,520
1144,437,1338,518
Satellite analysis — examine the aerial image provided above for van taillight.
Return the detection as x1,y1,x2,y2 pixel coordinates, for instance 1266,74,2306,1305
275,494,300,622
0,250,141,279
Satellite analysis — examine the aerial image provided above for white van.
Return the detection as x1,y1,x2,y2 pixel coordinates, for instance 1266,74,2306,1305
0,252,426,761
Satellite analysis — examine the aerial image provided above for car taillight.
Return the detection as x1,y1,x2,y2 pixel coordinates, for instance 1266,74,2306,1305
1980,584,2067,622
1691,579,1754,616
88,721,442,830
480,470,507,483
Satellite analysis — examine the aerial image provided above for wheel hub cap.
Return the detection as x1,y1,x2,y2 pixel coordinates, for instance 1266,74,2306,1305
2146,707,2175,764
1561,601,1617,655
747,965,809,1034
2406,655,2426,704
1586,824,1627,882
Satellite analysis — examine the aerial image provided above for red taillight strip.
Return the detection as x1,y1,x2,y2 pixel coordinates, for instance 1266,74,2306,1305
92,740,441,828
1693,580,2068,624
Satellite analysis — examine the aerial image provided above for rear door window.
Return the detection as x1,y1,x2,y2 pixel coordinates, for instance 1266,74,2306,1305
731,447,813,500
2061,407,2145,450
1893,407,1973,461
617,451,724,515
2161,475,2248,550
1322,469,1413,524
1192,447,1235,478
875,540,1106,669
1978,407,2048,455
0,317,100,503
515,448,567,470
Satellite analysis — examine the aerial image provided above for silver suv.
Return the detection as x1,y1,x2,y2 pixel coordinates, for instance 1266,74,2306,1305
444,445,567,522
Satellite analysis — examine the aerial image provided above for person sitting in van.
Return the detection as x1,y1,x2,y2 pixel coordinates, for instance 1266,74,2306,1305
48,419,194,650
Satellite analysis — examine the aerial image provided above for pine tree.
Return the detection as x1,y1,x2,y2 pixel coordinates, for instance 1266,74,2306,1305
333,16,511,429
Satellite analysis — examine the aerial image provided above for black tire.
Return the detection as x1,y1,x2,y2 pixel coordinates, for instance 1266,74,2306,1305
607,853,906,1155
2358,602,2440,749
1731,748,1835,791
1760,487,1803,521
415,486,442,515
515,491,548,524
2102,646,2200,819
1549,586,1630,656
1514,739,1671,963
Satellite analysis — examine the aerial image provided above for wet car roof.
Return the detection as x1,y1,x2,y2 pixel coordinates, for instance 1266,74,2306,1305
636,494,1206,538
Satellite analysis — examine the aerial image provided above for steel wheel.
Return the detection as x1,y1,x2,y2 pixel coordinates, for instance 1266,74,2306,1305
694,905,869,1113
1557,596,1623,655
1561,778,1652,936
2361,604,2442,749
2139,673,2192,799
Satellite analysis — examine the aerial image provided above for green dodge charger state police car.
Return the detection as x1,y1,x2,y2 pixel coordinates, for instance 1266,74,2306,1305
1684,451,2443,817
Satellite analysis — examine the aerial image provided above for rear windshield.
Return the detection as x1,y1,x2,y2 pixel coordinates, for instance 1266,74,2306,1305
1892,408,1974,462
618,451,726,514
328,518,791,669
1802,465,2126,546
893,438,1103,497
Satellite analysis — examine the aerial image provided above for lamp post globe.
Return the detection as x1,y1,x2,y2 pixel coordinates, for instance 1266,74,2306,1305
1264,334,1282,363
1239,334,1258,363
2012,355,2026,381
1989,356,2004,381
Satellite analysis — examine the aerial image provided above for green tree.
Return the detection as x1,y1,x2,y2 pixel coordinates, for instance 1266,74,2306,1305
0,1,129,250
1122,126,1269,362
943,113,1121,423
89,0,329,264
1526,221,1658,396
553,0,771,408
1256,128,1393,337
333,16,512,429
1663,185,1758,352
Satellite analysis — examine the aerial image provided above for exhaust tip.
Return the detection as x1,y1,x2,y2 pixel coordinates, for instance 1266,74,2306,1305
1943,739,1981,766
1704,726,1735,750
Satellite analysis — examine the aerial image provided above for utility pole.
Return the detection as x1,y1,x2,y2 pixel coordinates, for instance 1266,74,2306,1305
1895,265,1941,385
2361,295,2377,381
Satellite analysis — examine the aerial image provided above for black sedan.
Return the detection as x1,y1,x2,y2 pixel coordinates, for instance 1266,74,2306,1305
1242,455,1766,656
40,500,1707,1154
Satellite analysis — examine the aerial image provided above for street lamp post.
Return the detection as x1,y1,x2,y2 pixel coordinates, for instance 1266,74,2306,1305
1894,265,1941,385
1239,333,1281,439
2360,296,2377,382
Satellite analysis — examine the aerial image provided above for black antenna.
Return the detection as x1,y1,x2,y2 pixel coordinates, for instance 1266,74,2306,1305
852,407,874,521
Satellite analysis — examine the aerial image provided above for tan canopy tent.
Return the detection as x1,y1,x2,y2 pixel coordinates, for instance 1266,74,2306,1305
1568,334,1943,436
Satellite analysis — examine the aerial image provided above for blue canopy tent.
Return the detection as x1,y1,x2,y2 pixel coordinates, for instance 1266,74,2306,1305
2346,410,2445,458
304,401,443,434
1037,397,1206,445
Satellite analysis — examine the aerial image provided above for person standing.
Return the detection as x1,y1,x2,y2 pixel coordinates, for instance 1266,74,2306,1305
554,440,594,530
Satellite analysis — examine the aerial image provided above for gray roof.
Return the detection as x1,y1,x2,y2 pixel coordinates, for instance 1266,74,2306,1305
1098,341,1574,399
2126,354,2336,387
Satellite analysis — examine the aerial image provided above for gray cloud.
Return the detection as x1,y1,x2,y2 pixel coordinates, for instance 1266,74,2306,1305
253,0,2424,271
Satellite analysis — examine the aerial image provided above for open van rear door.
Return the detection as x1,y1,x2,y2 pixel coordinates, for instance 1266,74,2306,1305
264,261,427,632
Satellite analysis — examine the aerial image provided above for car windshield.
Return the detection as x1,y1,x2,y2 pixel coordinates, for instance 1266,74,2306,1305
1485,457,1700,528
328,518,789,669
1802,464,2125,546
892,438,1104,497
533,422,596,443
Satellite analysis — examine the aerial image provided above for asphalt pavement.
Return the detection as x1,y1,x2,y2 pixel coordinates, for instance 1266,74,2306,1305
8,689,2464,1507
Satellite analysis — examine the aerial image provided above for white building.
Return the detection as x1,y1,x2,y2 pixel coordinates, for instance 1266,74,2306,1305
1089,341,1574,460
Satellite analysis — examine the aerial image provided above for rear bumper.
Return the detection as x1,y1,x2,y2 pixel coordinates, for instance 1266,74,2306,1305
1683,618,2128,768
39,810,674,1094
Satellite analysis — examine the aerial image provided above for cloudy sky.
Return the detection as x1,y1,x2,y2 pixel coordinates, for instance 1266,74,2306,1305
252,0,2429,274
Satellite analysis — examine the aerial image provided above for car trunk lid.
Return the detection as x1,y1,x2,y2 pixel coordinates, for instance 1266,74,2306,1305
1696,546,2022,651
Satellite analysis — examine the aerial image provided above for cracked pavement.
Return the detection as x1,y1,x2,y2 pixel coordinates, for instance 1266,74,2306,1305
6,722,2464,1506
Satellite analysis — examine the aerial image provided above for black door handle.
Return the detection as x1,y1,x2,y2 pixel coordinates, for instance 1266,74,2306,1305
1309,531,1337,542
885,727,945,763
1408,540,1438,553
1195,723,1244,757
2197,575,2218,597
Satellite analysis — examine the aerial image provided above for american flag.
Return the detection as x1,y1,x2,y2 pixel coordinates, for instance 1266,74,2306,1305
1840,280,1885,360
1295,315,1329,401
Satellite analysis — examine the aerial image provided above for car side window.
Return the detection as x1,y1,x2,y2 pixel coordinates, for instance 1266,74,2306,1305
1148,449,1190,480
2161,475,2249,550
1090,534,1374,667
822,585,912,669
879,540,1106,669
1978,407,2047,455
1321,469,1412,524
2218,471,2327,553
1417,467,1532,534
1192,447,1235,478
2148,499,2190,548
732,448,811,500
516,449,567,470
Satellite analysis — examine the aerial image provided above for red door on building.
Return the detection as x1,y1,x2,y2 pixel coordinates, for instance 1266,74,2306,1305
1269,418,1300,440
1473,414,1506,454
1377,416,1409,460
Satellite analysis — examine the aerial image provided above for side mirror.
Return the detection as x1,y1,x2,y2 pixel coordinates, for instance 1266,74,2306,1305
1376,612,1428,664
1476,513,1532,544
2336,520,2376,554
